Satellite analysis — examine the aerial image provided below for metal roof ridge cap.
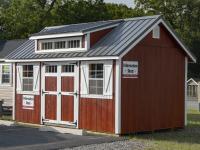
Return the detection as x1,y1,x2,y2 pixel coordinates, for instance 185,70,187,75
124,15,162,21
82,21,123,33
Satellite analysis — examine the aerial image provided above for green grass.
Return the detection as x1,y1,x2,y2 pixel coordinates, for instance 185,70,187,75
0,115,12,121
131,110,200,150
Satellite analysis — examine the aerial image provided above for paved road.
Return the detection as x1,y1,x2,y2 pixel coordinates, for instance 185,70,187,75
0,125,122,150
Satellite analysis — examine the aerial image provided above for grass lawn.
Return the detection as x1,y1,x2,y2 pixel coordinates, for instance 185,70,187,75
132,110,200,150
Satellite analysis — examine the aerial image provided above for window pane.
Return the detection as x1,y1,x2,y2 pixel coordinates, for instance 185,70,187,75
42,42,53,50
1,65,11,84
68,40,80,48
62,65,74,73
23,78,33,91
22,65,33,91
45,65,57,73
55,41,66,49
23,65,33,77
88,63,104,95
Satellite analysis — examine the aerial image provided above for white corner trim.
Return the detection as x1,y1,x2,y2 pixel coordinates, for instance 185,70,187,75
12,63,16,120
185,57,188,126
5,56,119,63
30,32,84,40
119,18,196,63
115,59,121,134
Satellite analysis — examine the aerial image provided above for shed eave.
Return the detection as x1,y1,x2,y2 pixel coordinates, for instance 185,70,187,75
5,56,119,62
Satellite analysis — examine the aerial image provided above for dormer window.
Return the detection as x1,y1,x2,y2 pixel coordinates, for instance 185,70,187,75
41,42,53,50
37,36,84,53
68,40,80,48
55,41,66,49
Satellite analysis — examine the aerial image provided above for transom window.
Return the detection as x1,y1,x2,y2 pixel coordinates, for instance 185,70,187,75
22,65,33,91
89,64,103,95
55,41,66,49
62,65,74,73
38,37,82,51
68,40,80,48
41,42,52,50
45,65,57,73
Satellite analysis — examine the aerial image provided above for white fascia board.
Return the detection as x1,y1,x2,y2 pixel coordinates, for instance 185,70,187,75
185,57,188,126
5,56,119,63
119,18,196,63
29,32,84,40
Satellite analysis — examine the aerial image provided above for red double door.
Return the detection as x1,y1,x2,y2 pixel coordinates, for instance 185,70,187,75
41,63,77,125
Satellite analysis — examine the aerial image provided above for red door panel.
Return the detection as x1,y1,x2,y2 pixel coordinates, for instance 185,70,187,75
45,77,57,91
45,95,57,120
61,95,74,122
61,77,74,92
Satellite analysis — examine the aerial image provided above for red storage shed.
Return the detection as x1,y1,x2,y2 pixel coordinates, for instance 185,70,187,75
5,15,196,135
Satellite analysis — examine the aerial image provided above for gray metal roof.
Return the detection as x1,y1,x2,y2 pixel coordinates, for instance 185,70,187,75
0,39,27,59
6,15,162,60
31,20,122,36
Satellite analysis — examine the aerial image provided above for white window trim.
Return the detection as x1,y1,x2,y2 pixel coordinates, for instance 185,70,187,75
0,63,12,86
81,60,113,99
17,63,40,95
36,37,86,53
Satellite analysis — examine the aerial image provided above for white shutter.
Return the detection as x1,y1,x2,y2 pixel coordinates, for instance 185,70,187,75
104,61,113,97
80,62,89,96
33,64,40,93
16,65,23,92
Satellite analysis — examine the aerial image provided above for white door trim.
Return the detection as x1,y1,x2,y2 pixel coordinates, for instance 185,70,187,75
41,62,79,126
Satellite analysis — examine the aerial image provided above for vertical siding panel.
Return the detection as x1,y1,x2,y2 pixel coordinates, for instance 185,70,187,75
121,25,186,134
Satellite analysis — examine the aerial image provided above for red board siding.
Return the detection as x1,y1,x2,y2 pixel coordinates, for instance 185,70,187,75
61,95,74,122
45,77,57,91
45,95,57,120
90,28,113,47
61,77,74,92
79,62,115,133
15,94,41,124
79,98,115,133
121,24,185,134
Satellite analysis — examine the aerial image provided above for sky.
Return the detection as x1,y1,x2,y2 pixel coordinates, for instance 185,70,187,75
104,0,134,8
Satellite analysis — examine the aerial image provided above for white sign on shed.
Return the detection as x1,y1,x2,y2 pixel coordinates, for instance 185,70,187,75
23,95,34,110
123,61,138,78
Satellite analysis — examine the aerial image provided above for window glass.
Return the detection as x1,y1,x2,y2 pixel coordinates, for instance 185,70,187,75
45,65,57,73
89,64,103,95
41,42,53,50
68,40,80,48
1,65,11,84
55,41,66,49
62,65,74,73
187,85,197,97
22,65,33,91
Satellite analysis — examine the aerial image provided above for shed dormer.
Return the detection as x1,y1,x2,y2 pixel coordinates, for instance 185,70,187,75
30,20,121,53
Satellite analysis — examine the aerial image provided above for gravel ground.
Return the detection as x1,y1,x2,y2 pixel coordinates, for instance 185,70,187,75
64,140,150,150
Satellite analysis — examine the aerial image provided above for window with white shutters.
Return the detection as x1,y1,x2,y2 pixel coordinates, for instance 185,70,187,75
80,61,113,99
16,63,40,94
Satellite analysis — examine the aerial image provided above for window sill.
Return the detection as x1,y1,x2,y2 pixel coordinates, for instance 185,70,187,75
80,94,112,100
35,48,87,54
16,91,40,95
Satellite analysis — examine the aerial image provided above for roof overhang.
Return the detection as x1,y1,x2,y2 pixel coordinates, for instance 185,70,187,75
5,56,119,63
29,23,120,40
119,17,196,63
